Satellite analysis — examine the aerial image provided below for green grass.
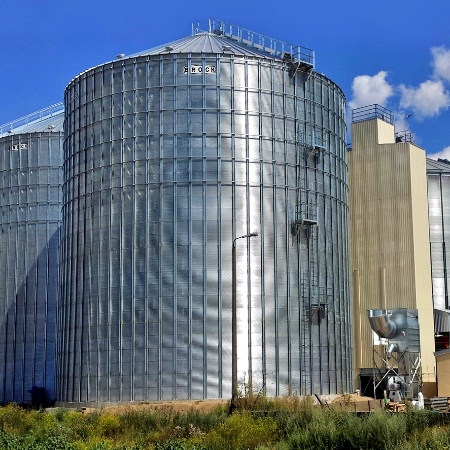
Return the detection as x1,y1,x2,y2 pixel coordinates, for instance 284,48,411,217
0,399,448,449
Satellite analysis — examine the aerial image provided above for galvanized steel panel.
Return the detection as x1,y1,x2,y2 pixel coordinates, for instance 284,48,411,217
0,132,62,403
427,164,450,312
59,45,351,402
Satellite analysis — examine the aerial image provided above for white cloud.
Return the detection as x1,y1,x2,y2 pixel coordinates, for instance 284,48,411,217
349,71,394,110
432,46,450,81
399,80,450,118
428,146,450,161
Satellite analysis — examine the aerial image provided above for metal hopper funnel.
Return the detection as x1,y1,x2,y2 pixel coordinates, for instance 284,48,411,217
368,309,397,339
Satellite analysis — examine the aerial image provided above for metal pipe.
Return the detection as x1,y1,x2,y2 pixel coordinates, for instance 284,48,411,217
368,309,397,339
231,243,237,412
379,267,386,310
353,270,361,383
230,232,258,413
386,342,399,359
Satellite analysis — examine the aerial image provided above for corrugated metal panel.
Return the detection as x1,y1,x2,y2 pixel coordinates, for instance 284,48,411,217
128,34,282,59
427,159,450,313
427,158,450,172
0,131,62,403
434,308,450,333
59,47,351,402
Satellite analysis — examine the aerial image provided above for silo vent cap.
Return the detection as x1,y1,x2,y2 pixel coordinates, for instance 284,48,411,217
116,53,125,59
222,45,231,51
165,46,174,52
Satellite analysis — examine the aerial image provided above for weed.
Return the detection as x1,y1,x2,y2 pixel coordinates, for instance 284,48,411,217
0,399,447,449
202,411,278,450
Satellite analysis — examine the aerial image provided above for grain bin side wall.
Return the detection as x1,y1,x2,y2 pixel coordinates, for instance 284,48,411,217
59,52,350,402
0,132,62,403
428,169,450,312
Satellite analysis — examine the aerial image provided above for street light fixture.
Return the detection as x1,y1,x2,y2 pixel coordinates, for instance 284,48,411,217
405,113,412,131
230,231,258,413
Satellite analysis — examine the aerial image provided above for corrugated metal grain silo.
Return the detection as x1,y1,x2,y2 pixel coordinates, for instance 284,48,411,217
59,20,352,403
426,157,450,337
0,104,63,403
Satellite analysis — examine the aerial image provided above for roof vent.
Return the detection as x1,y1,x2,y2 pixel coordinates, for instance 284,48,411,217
116,53,125,59
48,125,55,130
222,45,231,51
165,46,174,52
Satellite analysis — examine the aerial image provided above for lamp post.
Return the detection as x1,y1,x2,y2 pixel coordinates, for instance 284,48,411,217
405,113,412,131
230,231,258,413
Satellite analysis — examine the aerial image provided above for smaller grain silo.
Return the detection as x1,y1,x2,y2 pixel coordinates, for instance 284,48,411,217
0,104,64,403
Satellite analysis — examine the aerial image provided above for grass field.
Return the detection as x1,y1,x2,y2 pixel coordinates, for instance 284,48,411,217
0,396,449,449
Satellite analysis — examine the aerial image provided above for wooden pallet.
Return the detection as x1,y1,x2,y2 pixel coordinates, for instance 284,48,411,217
385,402,406,412
424,397,450,412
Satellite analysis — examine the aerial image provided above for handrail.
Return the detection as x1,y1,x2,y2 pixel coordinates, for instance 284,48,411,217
0,102,64,135
352,104,394,125
192,19,314,68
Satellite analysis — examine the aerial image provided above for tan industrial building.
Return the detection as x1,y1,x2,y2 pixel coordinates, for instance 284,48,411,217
348,105,436,397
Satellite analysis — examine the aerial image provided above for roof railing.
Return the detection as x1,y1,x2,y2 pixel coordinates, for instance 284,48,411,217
395,131,413,143
352,104,394,125
192,19,314,69
0,102,64,135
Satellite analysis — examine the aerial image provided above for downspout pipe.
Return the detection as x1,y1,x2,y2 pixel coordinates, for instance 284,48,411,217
386,342,399,359
368,309,397,339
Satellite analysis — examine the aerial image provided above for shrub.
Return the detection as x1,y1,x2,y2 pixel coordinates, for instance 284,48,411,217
202,411,277,450
0,400,450,449
283,409,413,450
119,409,169,435
0,428,76,450
410,424,450,450
285,410,341,450
154,440,192,450
171,408,227,435
0,404,34,434
98,413,122,439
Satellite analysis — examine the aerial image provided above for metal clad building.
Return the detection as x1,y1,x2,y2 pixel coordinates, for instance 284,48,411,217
426,157,450,338
59,20,351,403
349,106,436,395
0,105,64,403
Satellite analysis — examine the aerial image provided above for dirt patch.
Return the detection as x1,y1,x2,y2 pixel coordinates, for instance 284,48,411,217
330,394,376,404
67,394,381,415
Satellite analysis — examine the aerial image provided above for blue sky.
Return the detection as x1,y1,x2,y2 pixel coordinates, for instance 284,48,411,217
1,0,450,157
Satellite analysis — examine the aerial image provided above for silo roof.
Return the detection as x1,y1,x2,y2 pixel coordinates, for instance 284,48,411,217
127,33,286,60
68,20,314,88
124,20,314,66
0,103,64,138
427,157,450,172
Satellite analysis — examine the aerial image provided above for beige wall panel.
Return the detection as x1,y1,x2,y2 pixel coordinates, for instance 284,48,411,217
409,145,436,379
376,119,396,144
436,352,450,397
349,118,435,384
